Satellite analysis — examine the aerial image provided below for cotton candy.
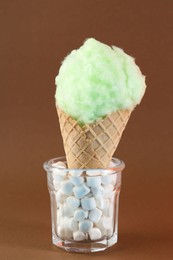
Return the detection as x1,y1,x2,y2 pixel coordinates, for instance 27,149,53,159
55,38,146,124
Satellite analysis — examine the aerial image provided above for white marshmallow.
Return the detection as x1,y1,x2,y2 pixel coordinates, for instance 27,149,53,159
56,190,67,204
108,202,114,217
53,175,64,190
101,168,114,175
73,184,90,199
68,217,78,232
86,170,102,176
70,176,84,186
66,196,80,210
53,181,61,190
69,169,83,176
102,198,110,216
61,180,74,195
89,208,102,223
81,197,96,211
102,216,113,230
74,208,88,221
101,175,114,185
57,226,66,238
59,203,75,217
95,217,113,237
52,162,67,178
96,197,105,210
79,220,93,233
91,186,104,198
103,184,114,198
52,161,66,168
73,230,86,241
57,217,73,239
86,176,101,187
89,228,102,240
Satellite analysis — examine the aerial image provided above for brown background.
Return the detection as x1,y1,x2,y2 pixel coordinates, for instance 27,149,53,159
0,0,173,259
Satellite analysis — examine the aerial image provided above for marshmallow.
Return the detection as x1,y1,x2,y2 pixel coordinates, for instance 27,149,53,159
57,217,73,239
61,180,74,195
69,169,83,176
101,175,114,185
53,174,64,183
68,217,78,232
86,176,101,187
74,208,88,221
89,208,102,223
59,203,74,217
73,184,90,199
52,162,67,178
105,226,114,237
89,228,102,240
57,226,66,238
108,202,114,217
102,198,110,216
73,230,86,241
102,216,113,230
79,220,93,233
70,176,84,186
56,190,67,204
103,184,114,198
91,186,104,198
95,217,112,236
81,197,96,211
53,181,61,190
86,170,102,176
52,161,66,168
96,197,105,210
66,196,80,209
95,218,113,237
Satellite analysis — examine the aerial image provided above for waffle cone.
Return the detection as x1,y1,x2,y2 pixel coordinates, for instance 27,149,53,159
57,108,132,169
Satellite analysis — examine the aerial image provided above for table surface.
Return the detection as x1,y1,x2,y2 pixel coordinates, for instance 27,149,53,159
0,1,173,259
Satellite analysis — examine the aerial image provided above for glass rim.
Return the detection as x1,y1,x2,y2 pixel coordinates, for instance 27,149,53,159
43,156,125,173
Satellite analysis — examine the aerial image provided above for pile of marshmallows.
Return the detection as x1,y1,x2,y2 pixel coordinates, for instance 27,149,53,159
52,161,119,242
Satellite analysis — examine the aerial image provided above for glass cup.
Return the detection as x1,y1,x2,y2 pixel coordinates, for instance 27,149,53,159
43,156,125,253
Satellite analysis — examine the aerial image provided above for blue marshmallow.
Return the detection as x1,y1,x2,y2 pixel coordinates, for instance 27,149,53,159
73,184,90,199
66,196,80,209
86,176,101,187
81,197,96,211
61,180,74,195
79,220,93,233
74,208,88,221
89,208,102,223
70,176,84,186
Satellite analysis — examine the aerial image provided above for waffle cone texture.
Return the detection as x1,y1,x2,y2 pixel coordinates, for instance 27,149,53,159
57,108,132,169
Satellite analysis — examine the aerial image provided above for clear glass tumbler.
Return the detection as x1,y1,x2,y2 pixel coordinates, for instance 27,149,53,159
43,156,125,253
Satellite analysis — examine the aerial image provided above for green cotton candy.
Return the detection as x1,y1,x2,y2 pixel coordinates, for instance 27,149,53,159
55,38,146,124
